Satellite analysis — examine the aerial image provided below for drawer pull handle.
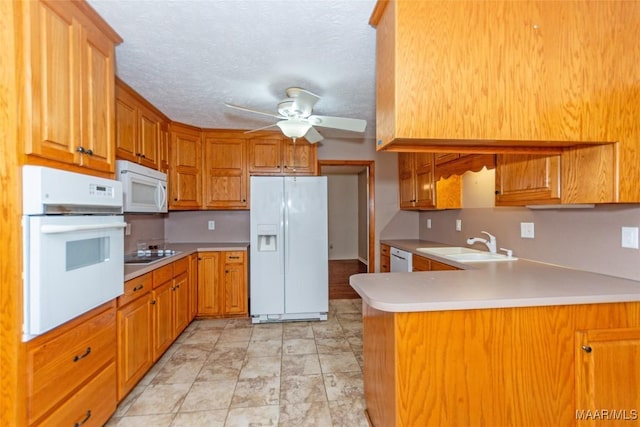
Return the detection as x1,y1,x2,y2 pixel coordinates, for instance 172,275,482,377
133,284,144,292
73,347,91,362
582,345,593,353
228,256,240,259
74,410,92,427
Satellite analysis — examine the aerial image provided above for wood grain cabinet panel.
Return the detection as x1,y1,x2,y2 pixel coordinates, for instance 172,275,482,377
398,153,461,210
151,280,174,361
19,0,120,174
380,244,390,273
202,134,248,209
198,251,248,317
249,134,318,176
26,305,116,425
170,123,202,209
496,153,560,206
411,255,430,272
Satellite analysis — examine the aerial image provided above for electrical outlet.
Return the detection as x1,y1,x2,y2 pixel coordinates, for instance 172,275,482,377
125,223,131,236
621,226,639,249
427,219,432,229
520,222,535,239
455,219,462,232
208,220,215,230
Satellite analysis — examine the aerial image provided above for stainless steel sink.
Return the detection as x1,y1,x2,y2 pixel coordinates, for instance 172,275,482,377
416,247,518,263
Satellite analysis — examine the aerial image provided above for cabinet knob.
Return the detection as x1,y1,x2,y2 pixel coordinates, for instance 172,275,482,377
174,198,178,201
141,154,146,158
76,146,85,153
582,345,592,353
495,190,500,195
86,149,93,156
150,300,156,305
133,284,144,292
136,152,141,157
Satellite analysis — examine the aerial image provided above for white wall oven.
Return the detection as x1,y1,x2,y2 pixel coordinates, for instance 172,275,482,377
22,166,125,341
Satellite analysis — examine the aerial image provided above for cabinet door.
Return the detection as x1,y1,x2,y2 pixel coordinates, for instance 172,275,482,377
414,153,435,209
172,271,190,338
117,293,152,401
283,139,317,175
170,125,202,209
398,153,416,209
78,21,115,173
496,154,560,206
159,122,170,175
151,280,173,360
249,137,283,174
575,328,640,425
202,136,248,209
115,88,139,163
223,252,247,315
24,1,80,166
188,253,198,321
197,252,221,316
412,255,431,272
138,105,160,169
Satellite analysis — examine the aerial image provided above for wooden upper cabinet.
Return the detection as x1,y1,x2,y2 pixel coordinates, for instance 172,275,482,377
370,1,640,149
202,132,248,209
20,0,121,174
170,123,202,209
248,134,317,176
496,154,560,206
115,79,164,170
398,153,460,210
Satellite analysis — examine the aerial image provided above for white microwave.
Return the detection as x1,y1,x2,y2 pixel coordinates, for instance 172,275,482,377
116,160,168,213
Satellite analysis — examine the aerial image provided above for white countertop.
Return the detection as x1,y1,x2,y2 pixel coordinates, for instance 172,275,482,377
124,242,249,281
350,240,640,313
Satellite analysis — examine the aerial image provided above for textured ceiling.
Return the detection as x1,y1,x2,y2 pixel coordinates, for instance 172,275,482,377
88,0,378,142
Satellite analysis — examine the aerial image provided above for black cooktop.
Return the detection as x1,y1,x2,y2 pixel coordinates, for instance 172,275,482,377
124,252,175,264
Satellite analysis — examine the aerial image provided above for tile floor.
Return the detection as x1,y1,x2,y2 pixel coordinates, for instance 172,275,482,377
106,299,368,426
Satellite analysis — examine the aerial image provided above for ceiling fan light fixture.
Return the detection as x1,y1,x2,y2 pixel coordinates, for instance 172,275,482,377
276,120,311,139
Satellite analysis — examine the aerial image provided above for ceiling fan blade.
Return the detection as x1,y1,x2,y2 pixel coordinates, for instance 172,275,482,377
304,126,324,144
307,115,367,133
243,123,278,134
225,103,284,119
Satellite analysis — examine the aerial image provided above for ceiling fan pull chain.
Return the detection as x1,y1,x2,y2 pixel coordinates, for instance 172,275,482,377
291,137,297,172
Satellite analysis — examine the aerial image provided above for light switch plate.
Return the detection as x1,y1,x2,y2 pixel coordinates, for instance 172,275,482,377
520,222,535,239
455,219,462,232
208,220,215,230
621,226,639,249
427,219,432,229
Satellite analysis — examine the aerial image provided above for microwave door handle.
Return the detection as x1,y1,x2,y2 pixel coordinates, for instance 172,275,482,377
157,181,167,211
40,222,127,234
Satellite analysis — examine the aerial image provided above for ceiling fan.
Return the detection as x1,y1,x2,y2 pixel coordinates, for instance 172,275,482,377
225,87,367,143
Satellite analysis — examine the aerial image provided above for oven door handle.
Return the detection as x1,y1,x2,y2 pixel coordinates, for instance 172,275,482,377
40,222,127,234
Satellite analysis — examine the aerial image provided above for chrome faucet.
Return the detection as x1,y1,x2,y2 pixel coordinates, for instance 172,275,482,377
467,231,497,254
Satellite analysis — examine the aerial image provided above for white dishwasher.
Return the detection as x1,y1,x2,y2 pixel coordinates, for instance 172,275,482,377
390,247,413,272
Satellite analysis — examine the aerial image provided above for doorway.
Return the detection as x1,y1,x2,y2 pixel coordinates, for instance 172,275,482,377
319,160,374,299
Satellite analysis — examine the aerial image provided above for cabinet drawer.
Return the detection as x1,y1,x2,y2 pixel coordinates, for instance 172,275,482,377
380,255,390,273
27,308,116,424
36,363,116,427
152,262,174,287
118,272,152,307
173,256,189,275
224,251,245,263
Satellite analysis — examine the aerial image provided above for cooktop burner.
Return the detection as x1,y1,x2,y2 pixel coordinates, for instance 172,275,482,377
124,251,178,265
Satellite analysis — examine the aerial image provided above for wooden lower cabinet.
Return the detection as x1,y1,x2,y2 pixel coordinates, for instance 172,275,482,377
363,301,640,427
25,303,116,426
151,279,174,361
380,244,390,272
198,250,248,317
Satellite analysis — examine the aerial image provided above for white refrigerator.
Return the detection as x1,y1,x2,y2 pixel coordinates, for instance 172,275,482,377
250,176,328,323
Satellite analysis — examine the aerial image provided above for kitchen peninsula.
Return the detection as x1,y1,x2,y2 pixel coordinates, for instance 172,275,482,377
350,241,640,427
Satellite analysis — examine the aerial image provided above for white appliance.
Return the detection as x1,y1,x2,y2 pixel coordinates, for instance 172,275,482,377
22,166,126,341
390,247,413,272
250,176,329,323
116,160,167,213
